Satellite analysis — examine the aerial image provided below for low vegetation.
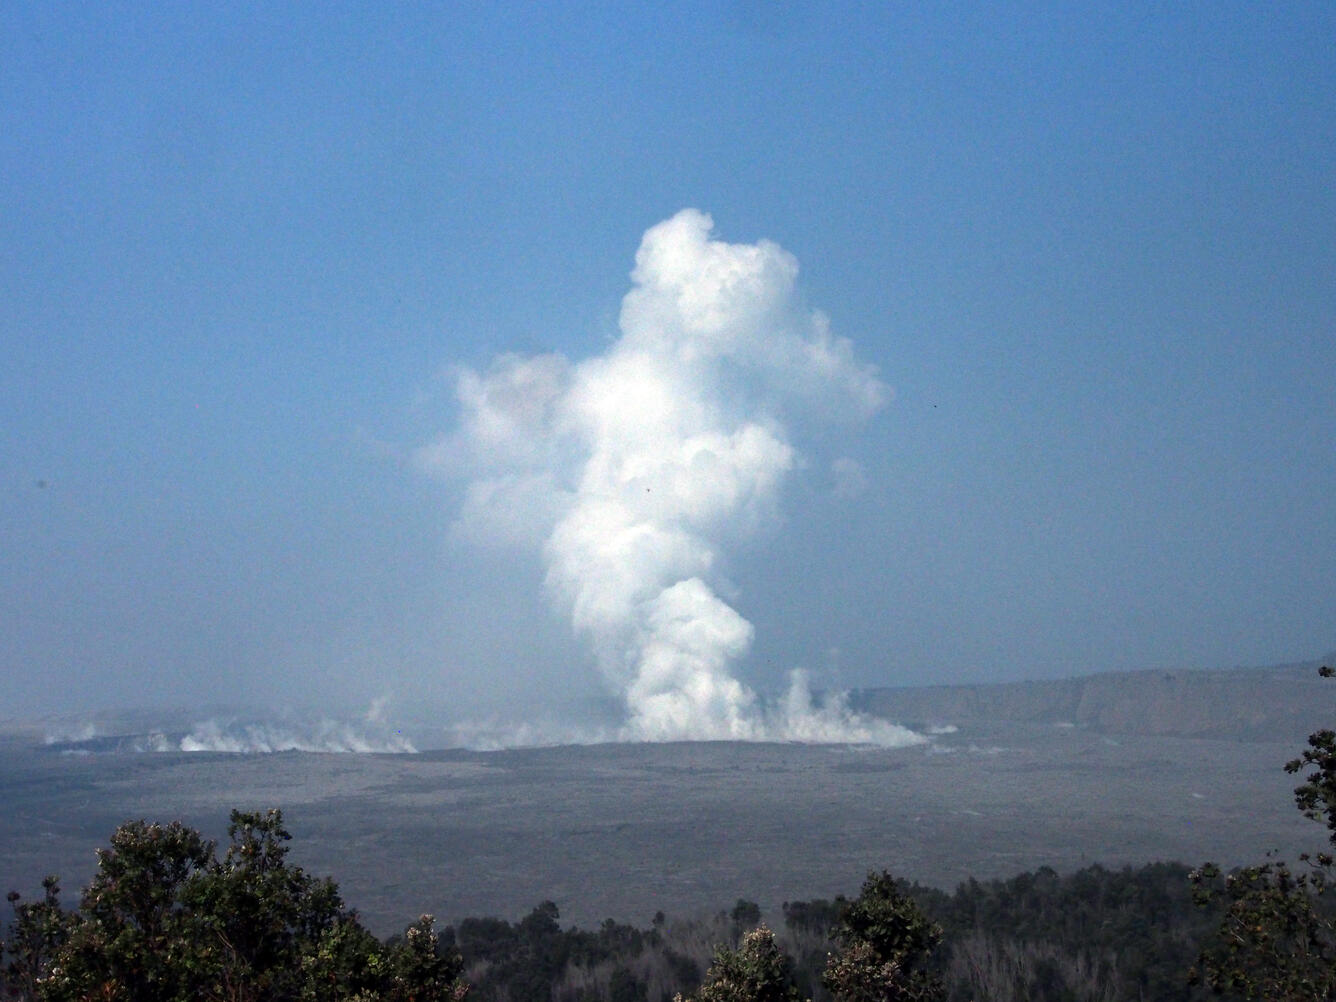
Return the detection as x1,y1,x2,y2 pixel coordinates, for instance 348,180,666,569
1187,665,1336,1000
4,668,1332,1001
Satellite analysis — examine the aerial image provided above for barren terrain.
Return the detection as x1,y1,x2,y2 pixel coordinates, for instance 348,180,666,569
3,662,1326,935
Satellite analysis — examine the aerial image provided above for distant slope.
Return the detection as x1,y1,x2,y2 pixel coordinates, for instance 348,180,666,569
856,656,1336,741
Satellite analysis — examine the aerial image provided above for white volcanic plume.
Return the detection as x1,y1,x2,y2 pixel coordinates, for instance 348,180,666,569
421,210,919,745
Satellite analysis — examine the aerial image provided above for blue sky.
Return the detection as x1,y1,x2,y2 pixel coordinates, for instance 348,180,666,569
2,2,1333,727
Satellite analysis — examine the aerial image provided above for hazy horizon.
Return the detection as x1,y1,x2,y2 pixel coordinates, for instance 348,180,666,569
10,650,1332,757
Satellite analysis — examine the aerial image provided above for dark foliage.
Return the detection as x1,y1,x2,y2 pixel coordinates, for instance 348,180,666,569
4,828,1236,1002
823,871,944,1002
729,903,762,932
2,878,68,1002
928,862,1219,1002
1190,665,1336,1000
686,926,803,1002
457,903,656,1002
1,809,467,1002
781,863,1219,1002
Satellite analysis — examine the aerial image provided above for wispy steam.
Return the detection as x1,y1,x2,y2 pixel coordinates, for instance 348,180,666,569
422,210,920,746
42,710,417,755
43,722,99,745
177,718,416,754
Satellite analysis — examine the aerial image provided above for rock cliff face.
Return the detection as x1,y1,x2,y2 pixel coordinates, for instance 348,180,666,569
857,657,1336,741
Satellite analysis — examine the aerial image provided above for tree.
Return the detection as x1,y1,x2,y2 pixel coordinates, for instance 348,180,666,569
4,809,468,1002
183,809,347,999
682,925,804,1002
2,877,70,1002
41,818,216,1001
730,900,762,932
384,915,471,1002
822,871,944,1002
1190,666,1336,1000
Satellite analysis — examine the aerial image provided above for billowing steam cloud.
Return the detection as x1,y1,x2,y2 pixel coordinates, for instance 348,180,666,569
421,210,921,746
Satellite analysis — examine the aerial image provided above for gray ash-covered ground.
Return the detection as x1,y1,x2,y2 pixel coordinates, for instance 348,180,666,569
0,714,1312,934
